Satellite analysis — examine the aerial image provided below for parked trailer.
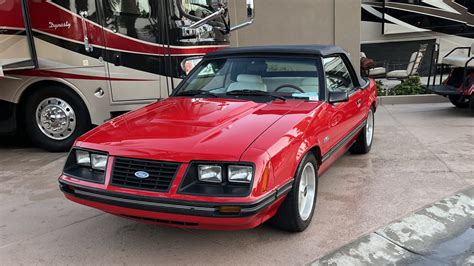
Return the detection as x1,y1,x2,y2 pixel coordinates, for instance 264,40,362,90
0,0,254,151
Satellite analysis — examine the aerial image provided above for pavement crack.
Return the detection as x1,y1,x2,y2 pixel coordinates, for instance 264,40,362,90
373,231,424,257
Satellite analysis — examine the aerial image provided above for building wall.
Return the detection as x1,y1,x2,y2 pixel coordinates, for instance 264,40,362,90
228,0,361,72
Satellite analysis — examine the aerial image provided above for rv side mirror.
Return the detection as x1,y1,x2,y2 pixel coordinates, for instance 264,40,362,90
181,56,203,76
328,91,349,104
246,0,255,18
231,0,255,31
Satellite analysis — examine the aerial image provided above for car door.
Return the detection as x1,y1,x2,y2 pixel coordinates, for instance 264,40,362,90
322,55,363,150
100,0,164,102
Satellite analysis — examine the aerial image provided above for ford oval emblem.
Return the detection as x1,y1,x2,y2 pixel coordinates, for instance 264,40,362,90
134,171,150,179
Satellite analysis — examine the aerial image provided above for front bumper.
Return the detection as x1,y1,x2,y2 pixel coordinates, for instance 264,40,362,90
59,179,292,230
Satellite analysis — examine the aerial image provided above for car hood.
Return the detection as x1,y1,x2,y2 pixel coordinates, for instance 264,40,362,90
77,97,309,162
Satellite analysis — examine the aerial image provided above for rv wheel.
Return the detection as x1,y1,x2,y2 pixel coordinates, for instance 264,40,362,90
469,94,474,113
24,85,91,152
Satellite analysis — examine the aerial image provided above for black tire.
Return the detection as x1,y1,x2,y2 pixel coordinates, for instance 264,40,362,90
448,95,469,108
24,85,91,152
469,94,474,113
350,107,375,154
269,153,318,232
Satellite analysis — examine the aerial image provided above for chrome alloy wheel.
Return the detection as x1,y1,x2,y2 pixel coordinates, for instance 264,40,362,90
366,109,374,146
298,162,316,221
36,97,76,140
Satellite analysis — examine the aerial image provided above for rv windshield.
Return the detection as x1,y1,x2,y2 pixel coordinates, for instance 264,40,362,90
180,0,217,18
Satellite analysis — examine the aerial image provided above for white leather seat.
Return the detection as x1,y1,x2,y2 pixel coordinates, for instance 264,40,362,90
361,52,386,77
442,43,474,67
368,67,386,76
228,74,267,92
385,70,409,78
442,57,474,67
300,78,319,92
386,51,423,79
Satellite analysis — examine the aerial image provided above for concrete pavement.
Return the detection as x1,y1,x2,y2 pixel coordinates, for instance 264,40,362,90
0,102,473,265
312,187,473,265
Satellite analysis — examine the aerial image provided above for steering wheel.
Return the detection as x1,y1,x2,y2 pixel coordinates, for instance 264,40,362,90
274,84,305,93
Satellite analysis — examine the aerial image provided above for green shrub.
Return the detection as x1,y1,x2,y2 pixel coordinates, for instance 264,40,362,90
391,76,424,95
375,80,385,96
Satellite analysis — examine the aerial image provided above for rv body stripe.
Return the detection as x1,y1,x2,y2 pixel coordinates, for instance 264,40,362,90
0,29,222,57
2,32,185,77
8,69,156,81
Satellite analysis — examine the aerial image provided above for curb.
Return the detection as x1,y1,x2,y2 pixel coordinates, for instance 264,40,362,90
379,94,449,105
310,187,474,265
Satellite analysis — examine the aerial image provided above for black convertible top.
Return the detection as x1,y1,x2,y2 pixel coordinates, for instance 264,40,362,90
205,45,368,87
206,45,347,57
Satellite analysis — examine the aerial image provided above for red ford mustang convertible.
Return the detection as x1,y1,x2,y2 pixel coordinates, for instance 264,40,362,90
59,45,378,232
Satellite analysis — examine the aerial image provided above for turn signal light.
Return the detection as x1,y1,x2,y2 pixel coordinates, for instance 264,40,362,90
261,164,270,192
219,206,241,214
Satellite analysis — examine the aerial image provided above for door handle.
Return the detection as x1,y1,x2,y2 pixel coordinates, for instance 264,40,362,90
114,54,121,66
80,11,93,53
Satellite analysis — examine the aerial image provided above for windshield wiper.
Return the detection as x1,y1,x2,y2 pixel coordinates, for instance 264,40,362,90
226,90,286,101
177,90,219,98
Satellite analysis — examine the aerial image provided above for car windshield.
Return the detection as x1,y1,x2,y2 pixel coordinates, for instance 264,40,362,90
175,57,321,101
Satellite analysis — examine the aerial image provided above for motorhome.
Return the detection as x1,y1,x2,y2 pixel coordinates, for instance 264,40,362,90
361,0,473,75
0,0,253,151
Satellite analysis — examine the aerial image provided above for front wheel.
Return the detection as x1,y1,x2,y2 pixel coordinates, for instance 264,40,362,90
269,153,318,232
24,85,91,152
350,107,375,154
448,95,469,108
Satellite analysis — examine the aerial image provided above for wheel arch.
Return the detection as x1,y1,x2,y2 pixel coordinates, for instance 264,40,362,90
371,101,377,112
290,143,322,181
16,79,92,127
307,145,322,168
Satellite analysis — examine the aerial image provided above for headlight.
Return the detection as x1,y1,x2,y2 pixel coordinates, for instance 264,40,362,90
91,154,107,171
76,150,91,166
228,165,253,183
178,162,254,197
198,165,222,183
63,149,108,184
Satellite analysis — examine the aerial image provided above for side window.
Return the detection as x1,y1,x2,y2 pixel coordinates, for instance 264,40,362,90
323,56,354,93
103,0,159,43
52,0,99,23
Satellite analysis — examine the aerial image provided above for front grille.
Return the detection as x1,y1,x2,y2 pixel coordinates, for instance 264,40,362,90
111,157,180,192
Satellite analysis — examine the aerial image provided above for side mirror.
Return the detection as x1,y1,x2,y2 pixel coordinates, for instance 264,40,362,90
181,56,203,76
328,91,349,104
231,0,255,31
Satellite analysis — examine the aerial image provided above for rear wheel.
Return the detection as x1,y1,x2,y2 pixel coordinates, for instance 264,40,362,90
448,95,469,108
350,107,375,154
24,85,91,152
269,153,318,232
